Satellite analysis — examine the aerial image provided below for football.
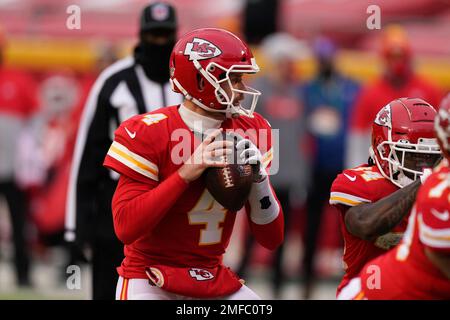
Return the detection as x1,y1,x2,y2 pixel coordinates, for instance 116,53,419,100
204,133,254,211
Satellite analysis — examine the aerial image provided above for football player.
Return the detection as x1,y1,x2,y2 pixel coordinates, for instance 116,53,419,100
329,97,442,296
338,94,450,300
103,28,284,300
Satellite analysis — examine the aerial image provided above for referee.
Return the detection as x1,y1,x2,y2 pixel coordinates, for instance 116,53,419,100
65,2,182,300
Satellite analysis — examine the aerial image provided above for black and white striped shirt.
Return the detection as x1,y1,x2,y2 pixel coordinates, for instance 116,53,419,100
65,56,182,243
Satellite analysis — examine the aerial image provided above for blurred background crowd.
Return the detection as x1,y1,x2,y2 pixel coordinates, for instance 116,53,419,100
0,0,449,299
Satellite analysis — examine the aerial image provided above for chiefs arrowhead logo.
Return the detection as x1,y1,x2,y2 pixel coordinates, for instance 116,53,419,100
188,268,214,281
374,105,392,128
184,38,222,61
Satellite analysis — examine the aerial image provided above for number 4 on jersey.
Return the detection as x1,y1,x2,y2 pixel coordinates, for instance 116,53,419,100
188,190,227,246
142,113,168,126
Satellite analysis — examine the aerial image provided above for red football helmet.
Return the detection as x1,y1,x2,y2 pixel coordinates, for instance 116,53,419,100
370,98,442,188
169,28,260,117
435,93,450,161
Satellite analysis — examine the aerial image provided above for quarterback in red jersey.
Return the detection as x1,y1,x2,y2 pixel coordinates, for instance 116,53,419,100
338,94,450,300
330,97,442,295
103,28,284,300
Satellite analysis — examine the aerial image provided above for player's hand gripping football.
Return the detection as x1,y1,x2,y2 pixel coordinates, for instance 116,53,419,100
235,138,266,183
178,128,234,182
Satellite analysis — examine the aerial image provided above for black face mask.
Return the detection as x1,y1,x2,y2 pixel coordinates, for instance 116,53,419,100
318,59,335,80
134,40,175,84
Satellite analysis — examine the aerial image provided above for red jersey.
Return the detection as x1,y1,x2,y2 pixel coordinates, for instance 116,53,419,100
330,164,407,294
103,105,278,297
0,68,39,117
350,75,442,133
359,164,450,299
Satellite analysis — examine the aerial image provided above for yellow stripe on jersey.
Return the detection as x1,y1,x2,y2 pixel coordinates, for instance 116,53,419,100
422,231,450,241
418,214,450,248
107,141,159,181
354,291,365,300
330,196,362,206
110,144,158,176
262,147,273,168
329,192,371,207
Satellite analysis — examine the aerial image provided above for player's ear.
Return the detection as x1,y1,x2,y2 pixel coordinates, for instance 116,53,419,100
196,73,205,92
216,73,229,102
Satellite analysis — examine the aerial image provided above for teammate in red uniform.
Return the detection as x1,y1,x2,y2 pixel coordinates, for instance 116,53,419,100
103,28,284,300
346,25,443,168
338,94,450,300
330,97,442,296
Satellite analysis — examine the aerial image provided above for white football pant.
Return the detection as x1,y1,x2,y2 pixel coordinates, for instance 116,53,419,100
115,276,261,300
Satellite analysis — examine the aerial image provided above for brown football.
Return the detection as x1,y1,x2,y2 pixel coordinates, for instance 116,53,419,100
204,133,253,211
